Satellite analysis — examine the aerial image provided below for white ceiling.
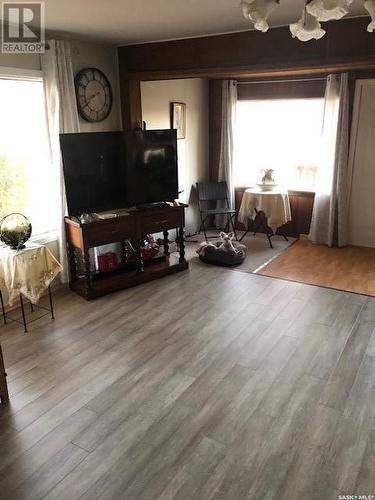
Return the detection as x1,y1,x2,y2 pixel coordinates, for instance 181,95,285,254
43,0,368,46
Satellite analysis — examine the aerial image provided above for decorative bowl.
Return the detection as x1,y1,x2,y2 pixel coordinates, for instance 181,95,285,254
0,213,32,250
257,183,278,192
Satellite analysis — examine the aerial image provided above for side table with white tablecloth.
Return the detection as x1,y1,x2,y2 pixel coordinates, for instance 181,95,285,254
238,188,292,247
0,243,62,332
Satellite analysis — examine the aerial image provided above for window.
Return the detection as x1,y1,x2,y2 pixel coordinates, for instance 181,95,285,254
235,98,325,191
0,69,56,237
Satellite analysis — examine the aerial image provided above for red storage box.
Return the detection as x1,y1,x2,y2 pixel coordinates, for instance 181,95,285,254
98,252,119,273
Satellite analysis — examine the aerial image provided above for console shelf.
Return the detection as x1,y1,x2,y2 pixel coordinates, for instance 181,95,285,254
64,204,188,300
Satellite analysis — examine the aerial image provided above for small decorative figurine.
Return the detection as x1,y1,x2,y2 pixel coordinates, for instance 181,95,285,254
261,169,276,184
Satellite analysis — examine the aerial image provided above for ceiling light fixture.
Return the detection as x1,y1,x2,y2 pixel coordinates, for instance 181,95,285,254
240,0,280,33
290,5,326,41
306,0,353,21
364,0,375,31
241,0,373,41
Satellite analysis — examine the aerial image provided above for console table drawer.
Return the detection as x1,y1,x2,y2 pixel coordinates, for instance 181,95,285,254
83,217,136,246
141,210,182,233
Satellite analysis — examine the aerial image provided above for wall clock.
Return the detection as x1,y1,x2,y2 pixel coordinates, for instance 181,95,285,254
75,68,113,123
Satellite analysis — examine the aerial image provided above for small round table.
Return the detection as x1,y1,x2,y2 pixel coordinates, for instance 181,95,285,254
238,188,292,247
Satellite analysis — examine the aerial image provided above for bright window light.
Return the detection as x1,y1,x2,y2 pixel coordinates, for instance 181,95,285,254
234,98,325,191
0,77,56,236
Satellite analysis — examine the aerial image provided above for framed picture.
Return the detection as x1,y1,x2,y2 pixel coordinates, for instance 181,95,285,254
171,102,186,139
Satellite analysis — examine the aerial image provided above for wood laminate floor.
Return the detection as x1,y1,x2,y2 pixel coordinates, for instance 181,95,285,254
258,238,375,296
0,260,375,499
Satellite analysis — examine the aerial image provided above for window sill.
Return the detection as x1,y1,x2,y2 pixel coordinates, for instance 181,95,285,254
287,189,316,196
30,231,58,246
235,186,316,196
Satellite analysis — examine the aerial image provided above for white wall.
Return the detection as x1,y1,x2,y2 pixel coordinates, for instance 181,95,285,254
348,79,375,247
0,52,41,70
70,41,122,132
141,79,209,235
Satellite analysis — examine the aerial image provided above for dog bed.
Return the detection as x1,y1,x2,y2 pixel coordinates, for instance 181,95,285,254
198,241,247,267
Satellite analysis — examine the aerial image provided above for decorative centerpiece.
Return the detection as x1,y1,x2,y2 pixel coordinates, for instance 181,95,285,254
257,169,278,191
0,213,32,250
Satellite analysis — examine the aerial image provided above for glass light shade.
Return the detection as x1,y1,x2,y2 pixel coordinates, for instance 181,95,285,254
306,0,352,21
241,0,280,32
290,11,326,41
364,0,375,32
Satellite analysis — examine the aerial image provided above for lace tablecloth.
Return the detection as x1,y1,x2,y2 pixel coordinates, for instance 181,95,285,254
238,188,292,232
0,243,62,305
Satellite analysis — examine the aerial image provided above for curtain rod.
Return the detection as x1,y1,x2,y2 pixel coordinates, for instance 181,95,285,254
237,77,326,85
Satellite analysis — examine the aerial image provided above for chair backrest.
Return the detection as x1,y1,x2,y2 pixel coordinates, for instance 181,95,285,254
196,182,229,203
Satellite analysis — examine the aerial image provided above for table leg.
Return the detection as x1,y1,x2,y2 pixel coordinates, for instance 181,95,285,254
0,291,6,325
179,227,185,263
131,238,142,271
239,222,251,242
266,233,273,248
82,249,92,295
0,344,9,405
68,243,78,283
48,285,55,320
163,229,170,256
19,294,27,333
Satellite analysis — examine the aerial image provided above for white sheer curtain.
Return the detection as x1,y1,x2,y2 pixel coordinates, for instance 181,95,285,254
41,40,80,282
216,79,237,228
309,73,349,247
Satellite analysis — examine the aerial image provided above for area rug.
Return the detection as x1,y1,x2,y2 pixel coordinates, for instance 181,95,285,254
256,238,375,297
183,231,297,274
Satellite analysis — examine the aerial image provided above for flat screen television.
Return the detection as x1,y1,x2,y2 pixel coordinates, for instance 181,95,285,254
123,129,178,206
60,131,126,216
60,129,178,216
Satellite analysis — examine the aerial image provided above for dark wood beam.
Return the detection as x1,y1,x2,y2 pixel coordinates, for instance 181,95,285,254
118,17,375,81
119,78,142,130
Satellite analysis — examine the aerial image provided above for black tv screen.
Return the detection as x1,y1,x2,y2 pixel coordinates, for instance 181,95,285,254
60,131,126,216
124,129,178,206
60,129,178,216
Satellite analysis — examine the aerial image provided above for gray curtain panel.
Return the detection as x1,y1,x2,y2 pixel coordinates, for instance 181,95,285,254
216,79,237,228
309,73,349,247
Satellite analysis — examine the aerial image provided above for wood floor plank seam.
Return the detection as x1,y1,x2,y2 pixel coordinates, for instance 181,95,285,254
3,321,185,429
314,314,363,382
69,440,94,454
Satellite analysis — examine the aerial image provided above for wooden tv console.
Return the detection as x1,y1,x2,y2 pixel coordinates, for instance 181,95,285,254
64,203,188,300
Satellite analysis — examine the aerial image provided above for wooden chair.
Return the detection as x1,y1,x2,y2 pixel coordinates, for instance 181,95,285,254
196,181,238,241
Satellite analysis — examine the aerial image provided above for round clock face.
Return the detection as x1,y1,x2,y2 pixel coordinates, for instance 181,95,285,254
75,68,113,123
